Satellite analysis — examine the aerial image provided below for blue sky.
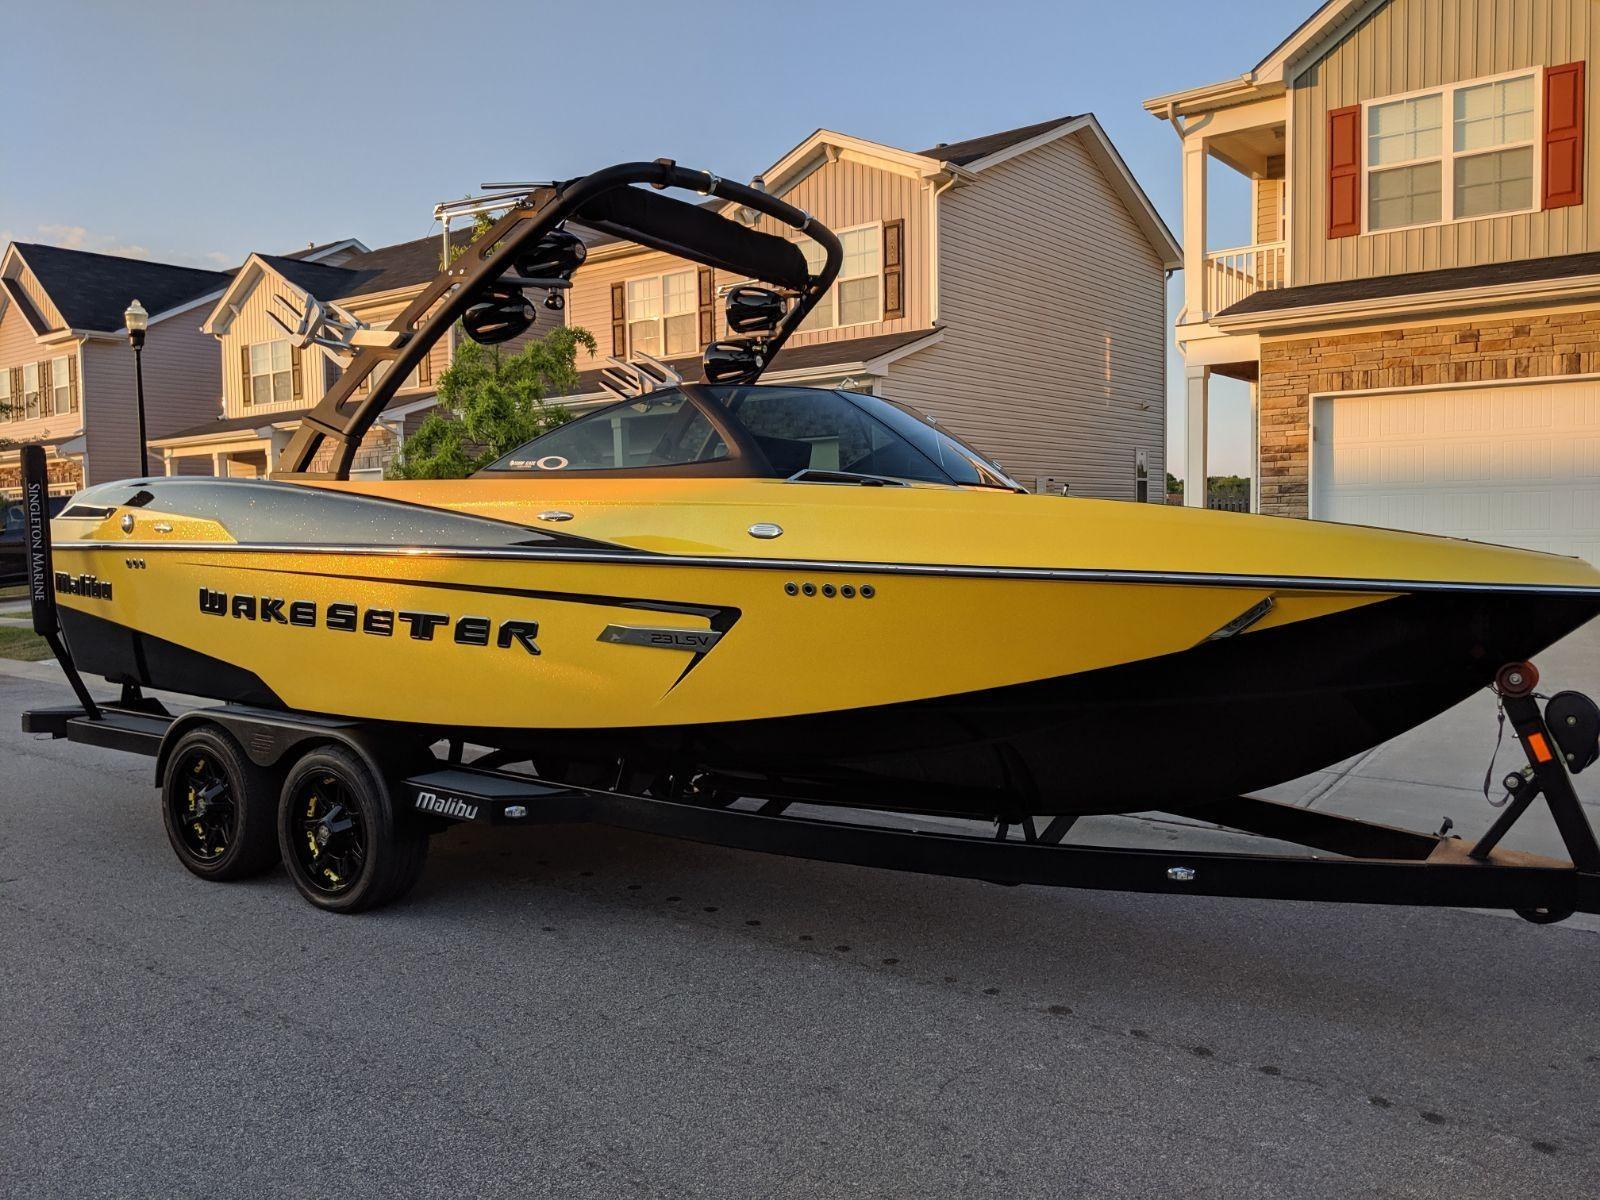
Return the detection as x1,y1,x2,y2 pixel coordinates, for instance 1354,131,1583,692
1,0,1293,476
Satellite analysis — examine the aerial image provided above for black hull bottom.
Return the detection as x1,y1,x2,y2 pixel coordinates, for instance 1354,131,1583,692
61,593,1600,817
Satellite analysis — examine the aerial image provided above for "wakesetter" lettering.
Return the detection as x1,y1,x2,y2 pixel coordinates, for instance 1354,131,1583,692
198,587,539,655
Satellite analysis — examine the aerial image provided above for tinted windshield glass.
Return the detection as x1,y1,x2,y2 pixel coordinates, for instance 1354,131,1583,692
481,385,1015,489
488,391,728,472
709,387,946,482
847,392,1015,488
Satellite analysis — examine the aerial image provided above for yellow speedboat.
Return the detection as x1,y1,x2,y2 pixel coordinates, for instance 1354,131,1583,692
42,160,1600,820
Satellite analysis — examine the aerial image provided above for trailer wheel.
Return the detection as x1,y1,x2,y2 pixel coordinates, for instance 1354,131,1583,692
161,727,281,881
278,745,426,914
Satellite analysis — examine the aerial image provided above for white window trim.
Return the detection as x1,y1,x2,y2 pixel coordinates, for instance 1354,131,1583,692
21,362,41,420
625,267,698,359
1361,66,1543,236
245,339,294,408
48,354,72,417
801,221,885,332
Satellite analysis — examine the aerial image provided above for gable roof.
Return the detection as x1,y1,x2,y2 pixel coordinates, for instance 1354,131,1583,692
919,115,1082,166
286,237,369,262
334,228,472,295
1144,0,1378,115
581,115,1178,267
203,229,477,335
8,243,232,332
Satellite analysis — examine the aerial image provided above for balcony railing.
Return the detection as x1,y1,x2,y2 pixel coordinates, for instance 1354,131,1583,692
1204,241,1286,317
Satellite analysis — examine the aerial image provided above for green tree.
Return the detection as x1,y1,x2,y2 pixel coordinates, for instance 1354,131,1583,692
444,210,498,267
388,325,596,479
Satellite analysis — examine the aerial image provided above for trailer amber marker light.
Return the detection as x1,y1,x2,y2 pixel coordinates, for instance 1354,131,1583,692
1528,731,1555,763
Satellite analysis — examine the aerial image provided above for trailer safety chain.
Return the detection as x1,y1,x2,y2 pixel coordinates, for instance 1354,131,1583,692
1482,692,1552,808
1482,701,1509,807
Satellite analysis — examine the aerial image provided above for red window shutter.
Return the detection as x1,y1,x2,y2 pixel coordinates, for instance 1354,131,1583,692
1327,104,1362,238
1543,61,1585,210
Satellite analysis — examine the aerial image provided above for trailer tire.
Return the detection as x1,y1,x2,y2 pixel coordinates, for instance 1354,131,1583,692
277,745,427,913
161,726,281,881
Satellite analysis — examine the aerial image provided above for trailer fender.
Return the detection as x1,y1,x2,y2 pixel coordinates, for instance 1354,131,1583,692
153,708,400,791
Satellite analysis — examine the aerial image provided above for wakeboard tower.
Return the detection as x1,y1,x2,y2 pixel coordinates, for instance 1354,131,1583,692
16,157,1600,915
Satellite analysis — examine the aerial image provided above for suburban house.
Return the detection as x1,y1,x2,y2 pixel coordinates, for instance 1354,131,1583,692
560,116,1180,499
153,233,561,479
0,243,231,497
1149,0,1600,566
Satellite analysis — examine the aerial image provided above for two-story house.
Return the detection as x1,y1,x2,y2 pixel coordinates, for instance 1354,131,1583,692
560,116,1180,498
154,233,560,479
1150,0,1600,566
0,243,230,497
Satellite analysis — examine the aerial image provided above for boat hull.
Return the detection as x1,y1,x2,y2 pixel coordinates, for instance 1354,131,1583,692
54,573,1598,817
45,475,1600,818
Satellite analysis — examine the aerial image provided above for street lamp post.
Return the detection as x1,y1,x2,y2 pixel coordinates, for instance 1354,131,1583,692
124,300,149,477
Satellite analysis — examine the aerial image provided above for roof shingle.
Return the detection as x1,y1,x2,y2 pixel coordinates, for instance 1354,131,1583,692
1217,250,1600,319
919,115,1081,166
13,243,233,332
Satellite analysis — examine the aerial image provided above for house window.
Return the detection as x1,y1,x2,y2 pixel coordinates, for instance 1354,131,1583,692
1365,71,1537,232
247,340,293,405
0,370,10,422
22,363,40,420
798,225,882,331
49,355,74,415
626,269,696,358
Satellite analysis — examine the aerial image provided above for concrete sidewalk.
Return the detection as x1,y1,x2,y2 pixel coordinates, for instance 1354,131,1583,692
1256,619,1599,862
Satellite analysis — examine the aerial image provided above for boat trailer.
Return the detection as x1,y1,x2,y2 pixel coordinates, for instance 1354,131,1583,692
14,446,1600,917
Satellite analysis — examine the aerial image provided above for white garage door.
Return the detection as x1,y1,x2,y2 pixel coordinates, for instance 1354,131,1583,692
1312,379,1600,567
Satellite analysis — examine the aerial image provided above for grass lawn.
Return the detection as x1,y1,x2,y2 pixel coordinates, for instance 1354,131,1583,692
0,584,26,601
0,625,51,661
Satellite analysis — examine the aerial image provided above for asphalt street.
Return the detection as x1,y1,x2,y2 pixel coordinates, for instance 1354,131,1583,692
2,668,1599,1199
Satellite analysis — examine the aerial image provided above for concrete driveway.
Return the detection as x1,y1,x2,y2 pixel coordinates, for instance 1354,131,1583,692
1258,618,1600,866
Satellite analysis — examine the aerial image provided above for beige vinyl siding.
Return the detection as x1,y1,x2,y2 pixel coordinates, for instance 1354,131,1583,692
11,267,66,330
345,296,476,388
1255,176,1286,243
742,156,931,344
0,300,81,443
80,316,222,483
566,155,930,376
1291,0,1600,285
219,278,326,416
878,132,1167,499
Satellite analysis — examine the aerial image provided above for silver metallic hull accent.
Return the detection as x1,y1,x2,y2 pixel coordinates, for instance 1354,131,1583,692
598,625,724,652
1205,595,1277,641
54,541,1600,600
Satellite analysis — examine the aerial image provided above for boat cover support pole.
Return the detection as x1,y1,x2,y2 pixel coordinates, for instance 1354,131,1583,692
18,444,99,721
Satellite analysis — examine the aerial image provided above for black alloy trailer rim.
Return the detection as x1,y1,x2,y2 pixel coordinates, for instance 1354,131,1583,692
171,749,236,862
291,773,368,895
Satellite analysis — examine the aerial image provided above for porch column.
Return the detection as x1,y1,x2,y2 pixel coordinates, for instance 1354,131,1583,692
1248,379,1261,514
1181,136,1209,322
1184,365,1208,509
211,452,226,478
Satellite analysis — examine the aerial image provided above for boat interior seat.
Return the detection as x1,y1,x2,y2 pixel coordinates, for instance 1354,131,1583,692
753,435,815,475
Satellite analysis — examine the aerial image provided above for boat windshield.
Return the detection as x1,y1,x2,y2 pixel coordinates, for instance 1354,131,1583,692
479,385,1019,490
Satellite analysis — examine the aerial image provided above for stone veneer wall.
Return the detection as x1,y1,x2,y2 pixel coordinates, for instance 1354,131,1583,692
1257,306,1600,517
0,454,83,495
